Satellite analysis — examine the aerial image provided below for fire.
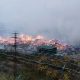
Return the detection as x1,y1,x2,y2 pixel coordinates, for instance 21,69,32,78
19,34,32,43
34,35,44,40
0,34,67,50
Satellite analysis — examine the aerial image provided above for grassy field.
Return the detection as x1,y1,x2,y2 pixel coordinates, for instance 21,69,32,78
0,53,80,80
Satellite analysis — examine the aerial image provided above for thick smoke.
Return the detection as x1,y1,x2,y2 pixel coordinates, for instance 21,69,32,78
0,0,80,45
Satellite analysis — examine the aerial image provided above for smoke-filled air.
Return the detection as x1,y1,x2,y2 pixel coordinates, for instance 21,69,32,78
0,0,80,45
0,1,80,80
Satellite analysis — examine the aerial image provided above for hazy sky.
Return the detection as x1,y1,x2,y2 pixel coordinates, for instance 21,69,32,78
0,0,80,44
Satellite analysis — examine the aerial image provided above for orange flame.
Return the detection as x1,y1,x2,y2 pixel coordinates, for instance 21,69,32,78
0,34,67,50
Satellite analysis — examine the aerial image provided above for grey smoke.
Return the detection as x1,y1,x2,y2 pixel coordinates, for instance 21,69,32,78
0,0,80,45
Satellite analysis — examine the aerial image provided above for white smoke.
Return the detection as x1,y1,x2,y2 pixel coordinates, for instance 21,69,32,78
0,0,80,45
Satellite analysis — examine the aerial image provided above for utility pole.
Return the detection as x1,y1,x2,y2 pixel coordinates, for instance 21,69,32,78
12,32,18,80
13,32,18,56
